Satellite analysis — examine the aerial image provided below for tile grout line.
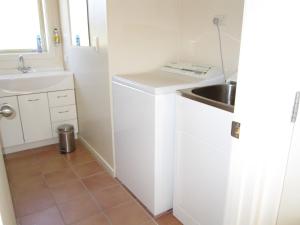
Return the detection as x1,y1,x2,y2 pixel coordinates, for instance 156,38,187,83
70,169,107,180
63,145,155,225
38,146,93,224
40,159,69,225
65,157,95,168
51,150,100,225
6,144,97,224
115,179,159,221
110,177,167,224
63,145,153,225
66,155,114,225
39,146,108,224
8,147,60,222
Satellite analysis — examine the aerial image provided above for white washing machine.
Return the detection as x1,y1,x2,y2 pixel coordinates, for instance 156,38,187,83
112,65,224,216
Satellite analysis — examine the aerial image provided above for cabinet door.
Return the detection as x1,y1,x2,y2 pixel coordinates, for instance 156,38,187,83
18,93,52,143
0,96,24,147
173,96,233,225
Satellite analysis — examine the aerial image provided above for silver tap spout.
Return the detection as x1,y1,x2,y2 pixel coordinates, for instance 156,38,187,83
17,55,32,73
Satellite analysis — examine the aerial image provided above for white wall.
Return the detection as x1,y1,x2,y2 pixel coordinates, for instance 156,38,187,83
178,0,244,77
0,143,16,225
107,0,181,75
107,0,243,77
0,0,64,71
59,0,114,171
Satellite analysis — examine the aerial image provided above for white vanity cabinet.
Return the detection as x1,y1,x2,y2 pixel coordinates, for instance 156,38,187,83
1,89,79,152
18,93,52,143
0,71,79,153
0,96,24,147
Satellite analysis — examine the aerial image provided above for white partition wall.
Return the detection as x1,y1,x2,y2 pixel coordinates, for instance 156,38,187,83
59,0,115,173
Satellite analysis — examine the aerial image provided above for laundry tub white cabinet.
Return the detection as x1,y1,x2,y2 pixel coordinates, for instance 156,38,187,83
173,94,233,225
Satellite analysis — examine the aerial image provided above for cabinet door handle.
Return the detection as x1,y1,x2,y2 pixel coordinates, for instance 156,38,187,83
0,105,14,118
57,95,68,98
58,110,69,114
28,99,40,102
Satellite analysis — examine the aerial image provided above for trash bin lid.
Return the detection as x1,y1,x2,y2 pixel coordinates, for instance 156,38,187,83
58,124,74,132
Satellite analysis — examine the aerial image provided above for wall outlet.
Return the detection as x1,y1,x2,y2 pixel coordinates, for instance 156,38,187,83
213,15,226,26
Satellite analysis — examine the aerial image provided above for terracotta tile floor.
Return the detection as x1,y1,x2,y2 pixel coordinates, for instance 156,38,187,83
4,142,182,225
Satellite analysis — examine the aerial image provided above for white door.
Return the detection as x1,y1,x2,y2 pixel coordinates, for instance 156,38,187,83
0,106,17,225
223,0,300,225
18,93,52,143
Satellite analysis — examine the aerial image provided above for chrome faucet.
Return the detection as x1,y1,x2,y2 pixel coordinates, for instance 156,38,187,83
17,55,31,73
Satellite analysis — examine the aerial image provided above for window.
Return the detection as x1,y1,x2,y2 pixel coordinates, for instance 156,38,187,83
69,0,90,47
0,0,47,53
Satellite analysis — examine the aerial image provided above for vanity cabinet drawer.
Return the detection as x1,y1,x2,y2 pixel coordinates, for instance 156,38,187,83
52,119,78,137
48,90,75,107
50,105,77,122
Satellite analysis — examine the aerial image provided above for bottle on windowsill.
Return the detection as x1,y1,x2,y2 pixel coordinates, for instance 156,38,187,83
75,35,80,47
36,35,42,53
53,28,61,46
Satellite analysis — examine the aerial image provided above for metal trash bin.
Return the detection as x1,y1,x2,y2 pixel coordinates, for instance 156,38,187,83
58,124,75,153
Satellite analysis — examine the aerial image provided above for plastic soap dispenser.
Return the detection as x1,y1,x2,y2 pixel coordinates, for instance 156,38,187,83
53,28,61,45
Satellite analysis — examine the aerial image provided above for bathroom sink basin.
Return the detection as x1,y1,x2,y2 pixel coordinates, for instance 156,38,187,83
179,81,236,112
0,71,74,97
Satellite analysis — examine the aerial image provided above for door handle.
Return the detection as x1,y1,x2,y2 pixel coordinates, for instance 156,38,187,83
0,105,14,118
57,95,68,98
28,99,40,102
58,110,69,114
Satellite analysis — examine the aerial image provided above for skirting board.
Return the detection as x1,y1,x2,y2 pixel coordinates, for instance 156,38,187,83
3,134,78,154
3,138,59,154
78,135,115,177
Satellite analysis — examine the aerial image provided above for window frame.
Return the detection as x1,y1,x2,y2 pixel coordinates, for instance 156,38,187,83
0,0,48,54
